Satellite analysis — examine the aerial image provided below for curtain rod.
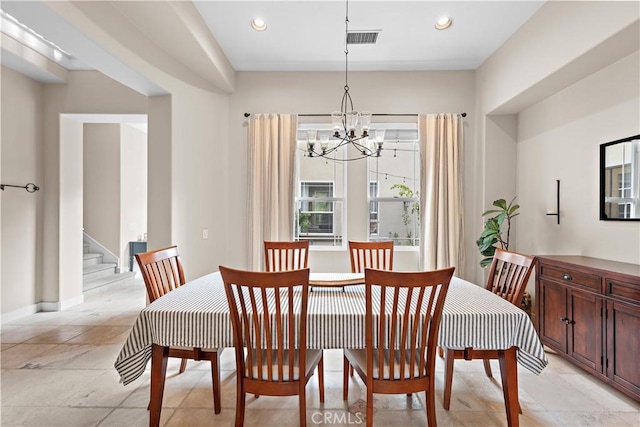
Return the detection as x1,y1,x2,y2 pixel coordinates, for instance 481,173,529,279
243,112,467,118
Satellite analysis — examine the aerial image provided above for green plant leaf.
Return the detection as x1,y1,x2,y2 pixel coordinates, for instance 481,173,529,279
493,199,508,210
480,257,494,268
478,227,498,238
481,209,502,216
478,240,497,257
508,204,520,215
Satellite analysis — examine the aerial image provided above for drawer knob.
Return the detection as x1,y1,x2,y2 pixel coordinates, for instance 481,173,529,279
562,273,573,281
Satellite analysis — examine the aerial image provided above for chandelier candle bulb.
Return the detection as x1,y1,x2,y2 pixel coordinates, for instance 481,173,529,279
320,134,330,151
360,112,372,134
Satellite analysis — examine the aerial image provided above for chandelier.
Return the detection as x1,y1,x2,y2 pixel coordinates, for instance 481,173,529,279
306,0,384,161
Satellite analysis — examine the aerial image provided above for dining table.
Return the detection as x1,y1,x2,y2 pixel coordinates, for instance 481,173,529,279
115,271,547,427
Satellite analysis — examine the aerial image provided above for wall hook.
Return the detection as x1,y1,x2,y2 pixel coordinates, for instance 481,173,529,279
0,183,40,193
545,179,560,224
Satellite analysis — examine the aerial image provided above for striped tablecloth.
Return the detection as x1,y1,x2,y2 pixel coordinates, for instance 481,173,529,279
115,272,547,385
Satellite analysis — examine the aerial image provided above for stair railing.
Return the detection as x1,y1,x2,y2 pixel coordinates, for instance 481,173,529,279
83,231,120,272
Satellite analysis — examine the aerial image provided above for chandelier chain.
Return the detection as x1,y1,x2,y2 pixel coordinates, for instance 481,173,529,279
305,0,383,161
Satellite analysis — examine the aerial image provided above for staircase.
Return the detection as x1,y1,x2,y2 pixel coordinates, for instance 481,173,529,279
83,242,135,291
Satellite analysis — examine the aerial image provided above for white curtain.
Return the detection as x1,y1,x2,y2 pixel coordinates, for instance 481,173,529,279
247,114,297,270
419,113,464,274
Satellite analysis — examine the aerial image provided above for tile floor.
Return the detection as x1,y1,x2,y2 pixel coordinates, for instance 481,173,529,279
1,277,638,427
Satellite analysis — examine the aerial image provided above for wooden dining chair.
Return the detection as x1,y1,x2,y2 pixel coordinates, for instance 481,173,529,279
346,240,394,376
264,240,309,272
343,267,455,427
136,246,223,414
442,248,536,411
348,240,394,273
219,266,324,427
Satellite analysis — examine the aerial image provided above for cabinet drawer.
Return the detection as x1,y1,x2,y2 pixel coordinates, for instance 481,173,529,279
540,264,601,292
606,279,640,304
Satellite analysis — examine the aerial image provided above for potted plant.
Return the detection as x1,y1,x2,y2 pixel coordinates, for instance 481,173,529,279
476,197,520,268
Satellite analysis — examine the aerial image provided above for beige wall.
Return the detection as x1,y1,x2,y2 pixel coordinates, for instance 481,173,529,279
4,1,639,320
83,124,121,256
228,71,477,278
477,1,639,115
35,71,148,313
58,115,84,308
168,82,230,280
120,124,147,270
1,67,44,317
516,52,640,268
474,1,640,288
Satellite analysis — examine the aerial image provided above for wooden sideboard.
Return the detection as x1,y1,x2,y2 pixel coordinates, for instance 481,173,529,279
536,255,640,402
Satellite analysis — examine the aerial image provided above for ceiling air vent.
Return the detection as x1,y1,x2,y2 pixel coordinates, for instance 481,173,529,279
346,30,380,45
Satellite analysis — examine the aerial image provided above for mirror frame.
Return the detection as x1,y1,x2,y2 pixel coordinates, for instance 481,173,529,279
599,134,640,221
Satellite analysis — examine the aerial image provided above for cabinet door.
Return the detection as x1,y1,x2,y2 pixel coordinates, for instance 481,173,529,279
567,289,602,372
539,279,567,352
607,301,640,398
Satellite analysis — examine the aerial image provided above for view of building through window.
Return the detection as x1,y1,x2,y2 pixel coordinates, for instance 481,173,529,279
295,125,345,245
368,124,420,246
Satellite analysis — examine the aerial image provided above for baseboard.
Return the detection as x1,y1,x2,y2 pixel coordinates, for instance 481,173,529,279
1,303,41,324
40,294,84,312
2,295,85,324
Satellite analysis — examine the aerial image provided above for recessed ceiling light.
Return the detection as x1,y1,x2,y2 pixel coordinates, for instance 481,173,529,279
251,18,267,31
435,16,453,30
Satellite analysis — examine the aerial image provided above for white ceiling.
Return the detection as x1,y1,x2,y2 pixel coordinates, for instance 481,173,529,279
0,1,545,91
194,1,545,71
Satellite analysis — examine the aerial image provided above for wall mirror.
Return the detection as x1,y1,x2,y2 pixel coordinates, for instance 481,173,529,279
600,135,640,220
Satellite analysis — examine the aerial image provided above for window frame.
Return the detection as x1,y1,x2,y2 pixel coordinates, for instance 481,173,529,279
366,122,420,250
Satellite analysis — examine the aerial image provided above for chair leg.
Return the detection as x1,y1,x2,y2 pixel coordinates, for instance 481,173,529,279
343,355,350,400
426,381,437,427
483,358,493,378
318,354,325,403
179,358,188,374
443,348,455,410
350,365,354,377
211,351,221,414
235,379,245,427
366,388,373,427
299,389,307,427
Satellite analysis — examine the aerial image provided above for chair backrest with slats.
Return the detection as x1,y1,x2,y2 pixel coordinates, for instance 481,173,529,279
264,240,309,272
365,267,454,384
348,240,394,273
220,266,311,383
135,245,185,302
485,248,536,306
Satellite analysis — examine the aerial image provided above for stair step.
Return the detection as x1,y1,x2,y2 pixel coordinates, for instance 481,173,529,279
83,271,136,291
83,252,104,268
83,263,117,282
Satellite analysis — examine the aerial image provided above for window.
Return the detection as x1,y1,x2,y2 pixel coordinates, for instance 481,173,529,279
299,181,334,234
369,181,379,236
295,125,345,246
294,119,419,248
368,124,420,247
